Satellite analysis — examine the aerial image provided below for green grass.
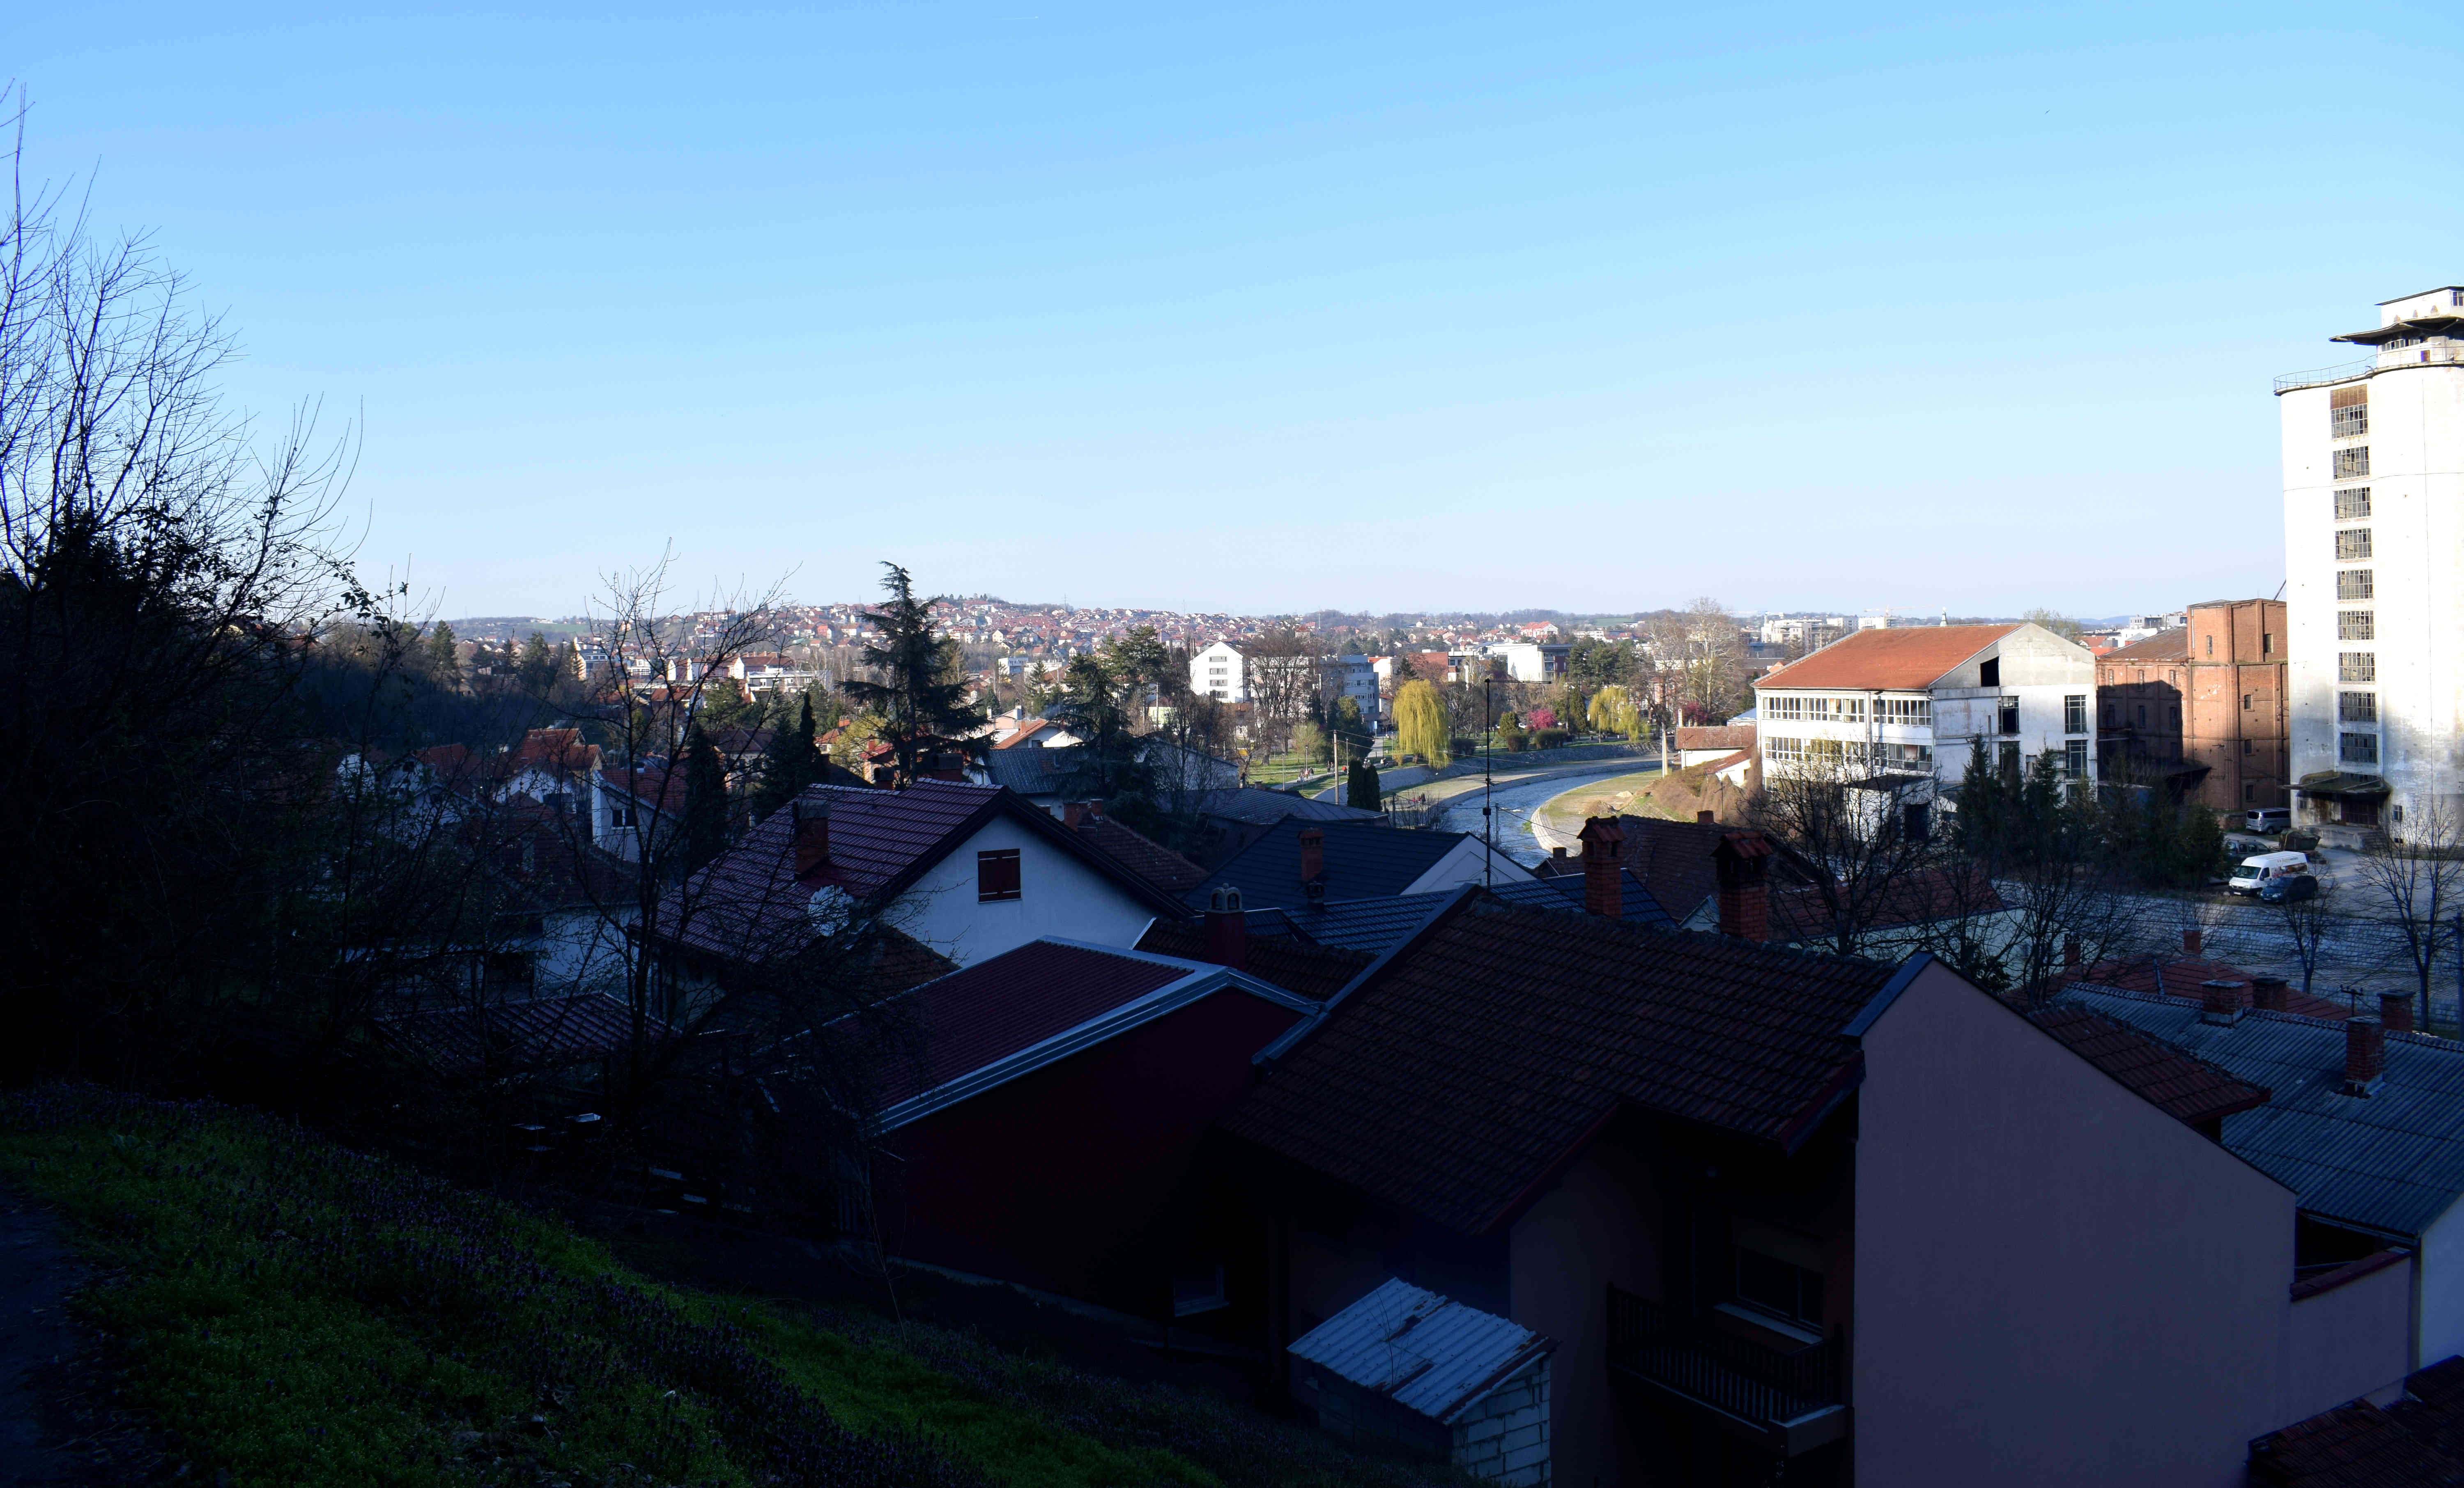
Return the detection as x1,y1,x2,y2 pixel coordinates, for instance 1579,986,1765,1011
1534,770,1665,832
0,1088,1460,1488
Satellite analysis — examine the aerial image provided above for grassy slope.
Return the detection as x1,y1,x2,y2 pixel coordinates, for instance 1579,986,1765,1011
1533,771,1665,833
0,1089,1454,1488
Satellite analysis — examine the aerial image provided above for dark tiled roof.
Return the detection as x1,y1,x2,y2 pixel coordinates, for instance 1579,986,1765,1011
2102,629,2191,664
2059,982,2464,1237
1189,787,1382,828
1597,815,1734,921
1240,893,1458,955
977,747,1074,795
2250,1357,2464,1486
1766,865,2006,943
2025,1003,2271,1127
2084,955,2350,1020
377,992,667,1075
1224,901,1895,1235
1486,870,1676,930
1191,817,1517,912
1075,816,1211,896
1136,920,1374,1002
875,940,1192,1106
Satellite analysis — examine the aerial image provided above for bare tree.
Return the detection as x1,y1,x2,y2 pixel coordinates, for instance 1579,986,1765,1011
1242,627,1326,757
1748,746,1933,958
2351,799,2464,1030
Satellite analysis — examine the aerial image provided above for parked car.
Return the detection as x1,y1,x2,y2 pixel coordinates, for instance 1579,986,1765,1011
2229,851,2312,896
2258,872,2319,903
2247,807,2292,833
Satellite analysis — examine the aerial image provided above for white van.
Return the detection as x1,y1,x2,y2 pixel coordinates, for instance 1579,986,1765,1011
2229,851,2311,896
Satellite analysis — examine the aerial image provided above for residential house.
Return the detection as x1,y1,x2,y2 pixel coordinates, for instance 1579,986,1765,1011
1222,880,2399,1487
1673,725,1755,767
1752,621,2097,792
660,781,1195,978
1185,816,1532,914
2056,976,2464,1376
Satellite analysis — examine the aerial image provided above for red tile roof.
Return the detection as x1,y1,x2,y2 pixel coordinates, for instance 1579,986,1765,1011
2025,1003,2270,1127
1223,899,1896,1235
1754,624,2019,691
1077,815,1211,896
1673,725,1756,752
2082,955,2351,1020
1766,865,2007,944
2250,1357,2464,1487
872,941,1201,1106
1135,920,1374,1002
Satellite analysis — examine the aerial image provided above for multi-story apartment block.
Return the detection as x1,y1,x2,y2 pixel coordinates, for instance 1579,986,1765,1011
2096,600,2288,812
1752,622,2097,801
1192,640,1247,703
2279,286,2464,841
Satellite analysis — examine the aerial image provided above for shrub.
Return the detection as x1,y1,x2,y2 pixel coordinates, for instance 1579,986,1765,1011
1532,728,1570,750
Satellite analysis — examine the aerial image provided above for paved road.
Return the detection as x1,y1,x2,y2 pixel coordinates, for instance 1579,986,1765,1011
1425,760,1665,867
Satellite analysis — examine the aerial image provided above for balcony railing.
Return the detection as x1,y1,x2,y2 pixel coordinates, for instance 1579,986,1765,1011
1606,1286,1846,1452
2275,358,2378,393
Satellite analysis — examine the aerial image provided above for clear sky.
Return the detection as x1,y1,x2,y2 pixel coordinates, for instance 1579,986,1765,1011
7,2,2458,620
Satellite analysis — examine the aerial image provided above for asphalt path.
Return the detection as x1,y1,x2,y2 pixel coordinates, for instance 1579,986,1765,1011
1423,760,1666,867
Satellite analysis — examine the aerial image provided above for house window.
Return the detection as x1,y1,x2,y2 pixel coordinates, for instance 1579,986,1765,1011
2064,739,2089,778
2339,611,2376,641
2243,693,2253,710
976,848,1022,902
2263,631,2274,657
1998,697,2020,735
2244,782,2255,802
2340,692,2378,723
2064,695,2088,734
2336,529,2372,561
1998,740,2020,777
2335,487,2372,519
2170,705,2181,729
2135,703,2147,728
1979,658,2001,688
1734,1248,1825,1330
2335,448,2370,480
2340,652,2375,683
2338,569,2373,601
2341,733,2380,765
2204,635,2213,657
2331,386,2369,439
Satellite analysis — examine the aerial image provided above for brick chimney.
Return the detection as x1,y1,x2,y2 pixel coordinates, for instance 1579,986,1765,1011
2062,936,2082,972
2380,990,2416,1034
792,797,831,877
2200,979,2248,1026
2250,975,2289,1013
1713,831,1773,942
1696,810,1716,826
2344,1016,2385,1095
1063,801,1088,829
2182,926,2204,957
1579,816,1625,920
1204,886,1246,971
1298,828,1325,891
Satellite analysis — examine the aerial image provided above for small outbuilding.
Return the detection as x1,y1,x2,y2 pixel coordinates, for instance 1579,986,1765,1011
1289,1279,1555,1485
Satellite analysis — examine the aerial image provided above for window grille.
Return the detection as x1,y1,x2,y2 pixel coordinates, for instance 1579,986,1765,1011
2336,529,2372,560
2339,611,2376,641
2333,404,2369,439
2340,733,2379,765
2337,570,2373,600
2335,487,2372,519
2340,652,2376,683
2339,691,2378,723
2335,448,2370,480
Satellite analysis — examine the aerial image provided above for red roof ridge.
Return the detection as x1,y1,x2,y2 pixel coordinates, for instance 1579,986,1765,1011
1755,623,2023,692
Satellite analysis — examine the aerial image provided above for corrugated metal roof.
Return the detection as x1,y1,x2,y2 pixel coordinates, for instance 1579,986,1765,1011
2060,983,2464,1238
1289,1278,1555,1424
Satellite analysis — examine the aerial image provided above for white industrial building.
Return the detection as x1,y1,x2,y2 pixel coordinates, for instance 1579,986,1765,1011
1750,622,2097,804
2279,285,2464,843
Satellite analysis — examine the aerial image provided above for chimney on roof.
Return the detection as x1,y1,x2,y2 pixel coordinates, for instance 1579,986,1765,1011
2182,927,2204,957
1713,831,1773,943
2344,1017,2385,1095
2200,979,2248,1026
2063,936,2081,972
2251,975,2289,1013
1064,801,1089,829
1579,817,1625,920
1298,828,1325,891
792,797,831,876
2381,991,2416,1034
1696,809,1716,826
1551,846,1568,862
1205,887,1247,970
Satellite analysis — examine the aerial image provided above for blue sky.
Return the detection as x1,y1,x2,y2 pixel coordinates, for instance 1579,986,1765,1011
7,2,2457,618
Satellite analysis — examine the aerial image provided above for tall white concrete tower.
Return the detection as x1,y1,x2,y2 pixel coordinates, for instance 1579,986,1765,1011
2279,286,2464,842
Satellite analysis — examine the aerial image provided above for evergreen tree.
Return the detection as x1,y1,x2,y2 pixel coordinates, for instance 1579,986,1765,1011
425,620,459,677
1347,755,1381,811
841,563,981,785
682,724,729,873
751,696,823,821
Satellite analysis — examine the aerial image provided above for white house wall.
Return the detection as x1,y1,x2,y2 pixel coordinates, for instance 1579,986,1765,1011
1855,961,2299,1488
2281,1261,2412,1423
897,815,1159,966
2418,1197,2464,1368
1402,837,1533,896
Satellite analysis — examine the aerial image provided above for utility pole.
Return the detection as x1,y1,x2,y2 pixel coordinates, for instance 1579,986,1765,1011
1483,671,1495,889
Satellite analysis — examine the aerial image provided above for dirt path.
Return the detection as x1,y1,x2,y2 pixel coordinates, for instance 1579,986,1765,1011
0,1194,80,1485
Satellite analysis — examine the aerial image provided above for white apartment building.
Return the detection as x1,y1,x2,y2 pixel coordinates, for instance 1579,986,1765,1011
1447,641,1570,685
1751,622,2097,801
1192,640,1247,702
1329,654,1381,725
2279,286,2464,842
